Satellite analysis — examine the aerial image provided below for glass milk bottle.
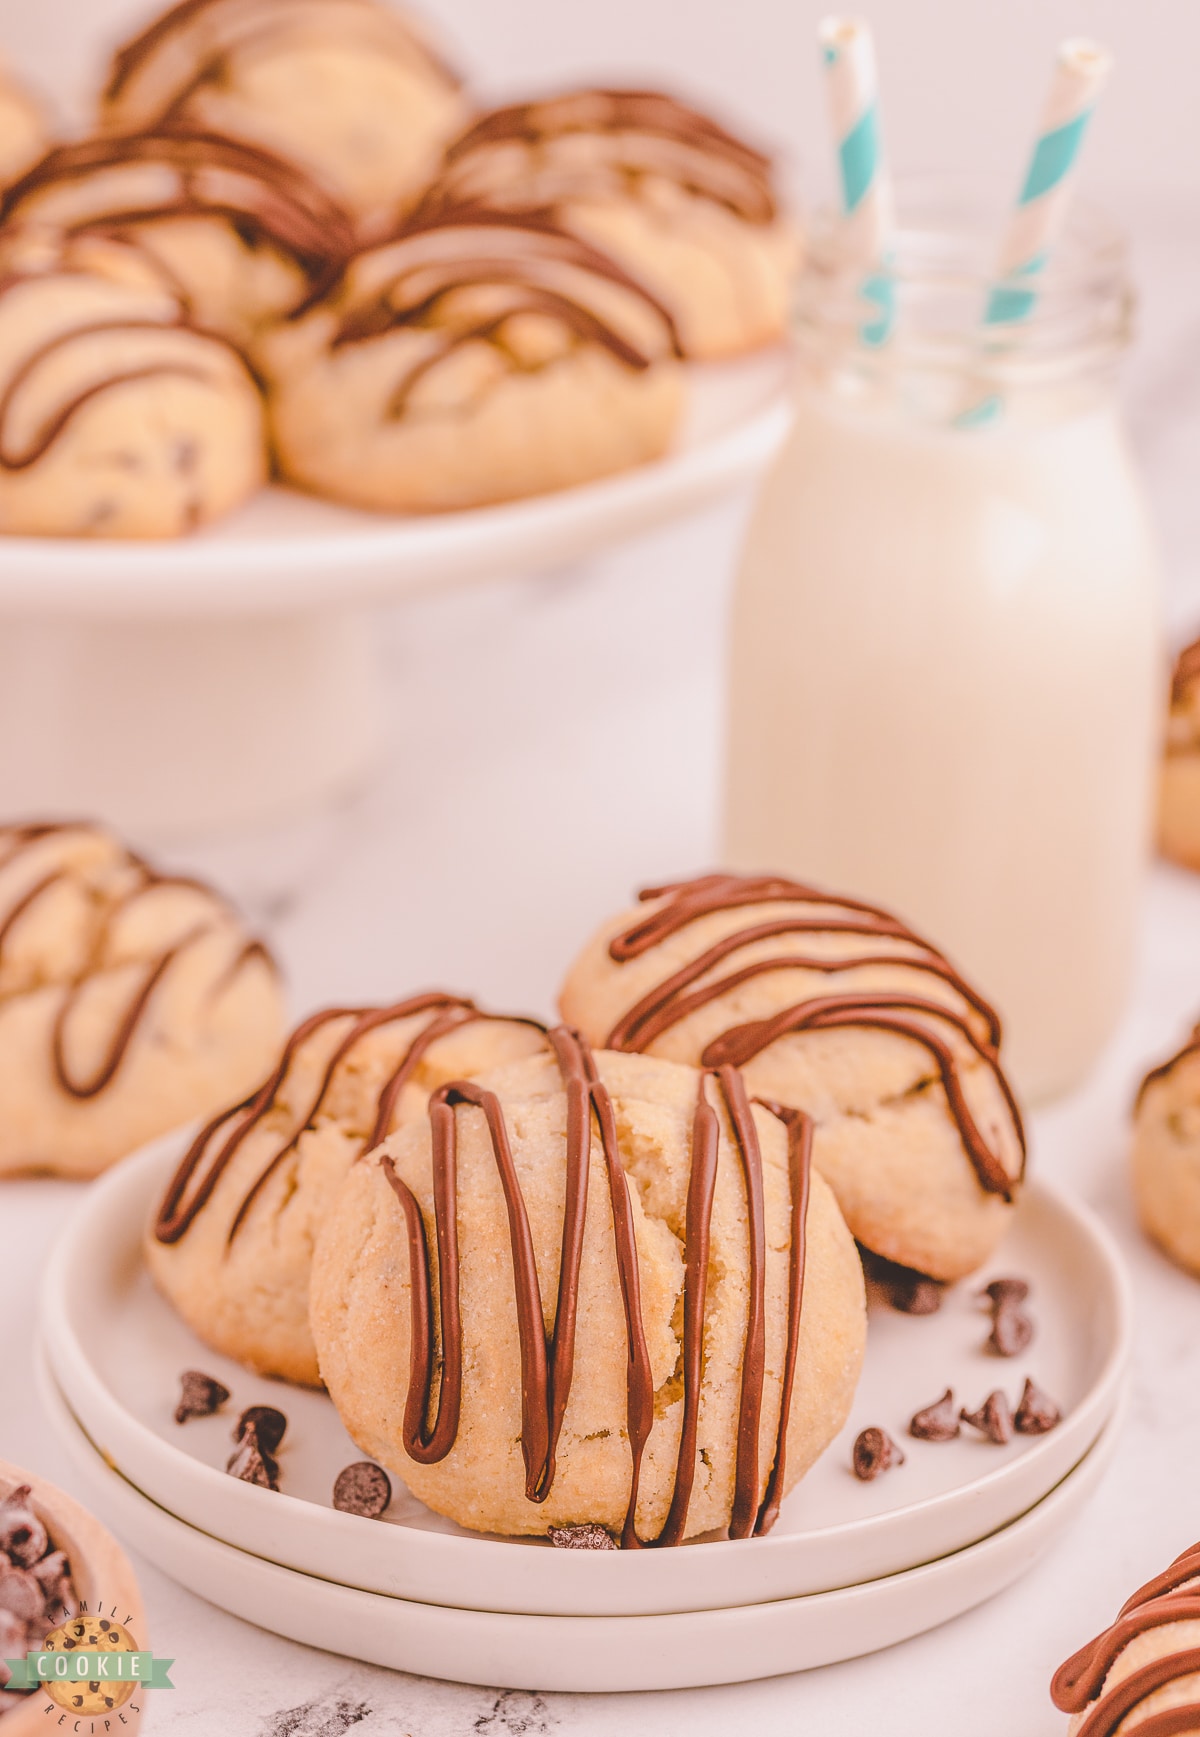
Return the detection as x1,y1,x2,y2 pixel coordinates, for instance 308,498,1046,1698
723,183,1163,1102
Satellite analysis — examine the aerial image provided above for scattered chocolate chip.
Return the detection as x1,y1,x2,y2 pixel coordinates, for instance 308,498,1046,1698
0,1492,47,1568
234,1405,287,1456
174,1370,230,1423
226,1423,279,1491
30,1550,68,1591
909,1388,960,1442
547,1524,619,1551
988,1304,1034,1358
332,1462,392,1519
982,1278,1029,1308
852,1428,905,1481
1014,1377,1062,1435
960,1390,1014,1444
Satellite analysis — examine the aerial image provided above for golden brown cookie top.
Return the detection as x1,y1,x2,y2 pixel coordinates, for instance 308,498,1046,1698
424,88,778,226
100,0,462,132
0,131,354,310
561,872,1026,1204
369,1027,821,1547
153,993,546,1245
0,819,278,1102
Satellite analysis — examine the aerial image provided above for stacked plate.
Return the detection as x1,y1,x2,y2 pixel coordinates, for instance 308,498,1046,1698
38,1136,1132,1693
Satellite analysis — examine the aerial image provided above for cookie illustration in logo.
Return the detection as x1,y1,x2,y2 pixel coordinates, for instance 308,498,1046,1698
40,1613,138,1713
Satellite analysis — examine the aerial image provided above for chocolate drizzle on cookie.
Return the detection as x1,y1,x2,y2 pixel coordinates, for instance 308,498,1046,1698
380,1026,816,1547
102,0,462,122
0,133,354,313
601,873,1025,1202
428,88,777,225
0,821,276,1103
1052,1539,1200,1736
328,208,682,415
153,995,546,1245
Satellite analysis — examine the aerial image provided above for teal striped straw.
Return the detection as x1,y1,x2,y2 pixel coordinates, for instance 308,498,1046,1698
819,17,895,346
960,38,1112,427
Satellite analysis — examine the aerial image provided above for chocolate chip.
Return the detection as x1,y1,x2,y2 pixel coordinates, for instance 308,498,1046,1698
174,1370,230,1423
30,1550,68,1591
332,1462,391,1519
960,1390,1014,1444
988,1303,1034,1357
0,1568,42,1623
909,1388,960,1442
852,1428,905,1481
547,1524,619,1550
226,1423,279,1491
982,1278,1029,1308
0,1494,47,1568
1014,1377,1062,1435
234,1405,287,1456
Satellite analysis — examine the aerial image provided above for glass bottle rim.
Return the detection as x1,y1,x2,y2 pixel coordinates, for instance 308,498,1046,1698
795,170,1133,386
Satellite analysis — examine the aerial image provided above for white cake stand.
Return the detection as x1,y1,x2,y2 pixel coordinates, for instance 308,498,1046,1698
0,354,791,836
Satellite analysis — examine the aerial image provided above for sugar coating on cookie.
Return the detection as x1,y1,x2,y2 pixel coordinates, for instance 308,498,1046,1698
310,1032,867,1543
1132,1023,1200,1278
558,873,1026,1282
0,133,355,347
0,59,49,192
0,820,284,1179
1160,638,1200,874
1053,1538,1200,1734
419,88,799,360
147,996,547,1385
0,230,265,537
260,208,685,513
98,0,466,230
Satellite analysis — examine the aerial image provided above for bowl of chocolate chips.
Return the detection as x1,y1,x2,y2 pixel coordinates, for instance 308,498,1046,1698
0,1458,145,1732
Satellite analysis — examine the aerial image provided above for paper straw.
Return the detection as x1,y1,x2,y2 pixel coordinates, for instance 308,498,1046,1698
985,38,1113,329
818,15,894,344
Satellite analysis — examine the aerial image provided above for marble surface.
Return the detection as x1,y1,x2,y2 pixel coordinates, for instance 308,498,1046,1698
5,208,1200,1733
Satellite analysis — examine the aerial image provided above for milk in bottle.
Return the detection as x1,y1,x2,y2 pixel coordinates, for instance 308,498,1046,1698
724,188,1162,1101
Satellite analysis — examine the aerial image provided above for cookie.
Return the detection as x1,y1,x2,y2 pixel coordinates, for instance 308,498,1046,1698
1053,1537,1200,1733
260,208,685,513
309,1031,866,1543
0,60,48,193
418,88,798,359
0,133,354,347
1132,1022,1200,1277
147,996,546,1385
558,873,1026,1282
0,230,265,537
1160,638,1200,873
99,0,466,233
0,820,284,1179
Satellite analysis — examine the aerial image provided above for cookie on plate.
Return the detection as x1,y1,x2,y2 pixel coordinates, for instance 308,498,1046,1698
0,133,353,347
260,208,684,513
148,996,547,1385
0,59,49,192
99,0,466,233
310,1031,866,1543
1132,1021,1200,1277
558,873,1026,1283
1052,1537,1200,1733
0,230,265,537
419,88,798,359
0,821,284,1179
1160,637,1200,873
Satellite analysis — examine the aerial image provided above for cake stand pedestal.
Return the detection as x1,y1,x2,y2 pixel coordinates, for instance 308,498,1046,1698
0,354,790,836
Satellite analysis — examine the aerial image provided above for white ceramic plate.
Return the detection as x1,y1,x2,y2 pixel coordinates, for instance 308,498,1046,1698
0,355,791,618
39,1357,1120,1694
39,1134,1131,1617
